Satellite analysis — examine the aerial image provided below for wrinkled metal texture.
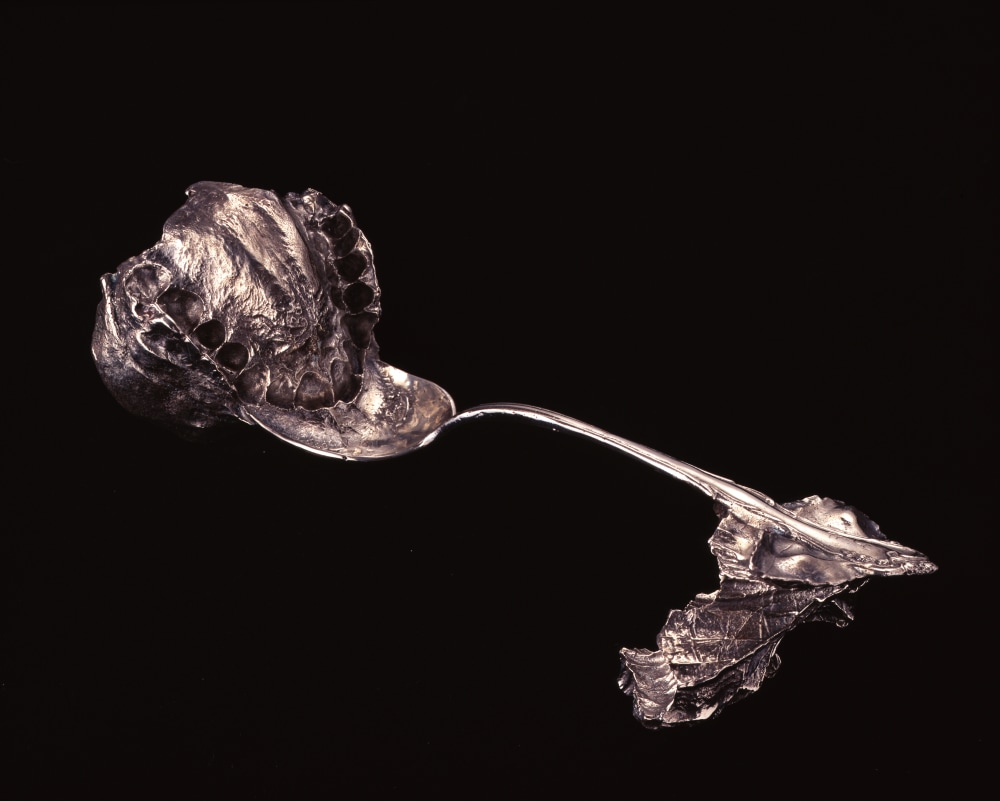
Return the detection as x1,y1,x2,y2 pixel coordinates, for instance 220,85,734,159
93,184,937,728
618,495,920,726
92,181,454,460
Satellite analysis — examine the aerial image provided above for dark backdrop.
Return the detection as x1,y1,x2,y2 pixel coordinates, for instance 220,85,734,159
3,5,994,797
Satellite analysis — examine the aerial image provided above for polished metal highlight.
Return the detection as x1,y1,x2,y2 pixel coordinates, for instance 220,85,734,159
92,181,455,460
92,183,937,726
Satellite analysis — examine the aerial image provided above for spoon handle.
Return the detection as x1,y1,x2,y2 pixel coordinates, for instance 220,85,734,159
424,403,934,576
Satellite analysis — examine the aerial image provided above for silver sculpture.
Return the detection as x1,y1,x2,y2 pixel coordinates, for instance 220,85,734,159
92,182,937,726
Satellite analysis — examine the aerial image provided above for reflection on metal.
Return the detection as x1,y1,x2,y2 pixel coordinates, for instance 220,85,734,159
619,495,930,726
92,183,937,727
92,182,455,460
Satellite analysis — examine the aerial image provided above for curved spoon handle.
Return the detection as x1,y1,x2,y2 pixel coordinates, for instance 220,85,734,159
424,403,935,576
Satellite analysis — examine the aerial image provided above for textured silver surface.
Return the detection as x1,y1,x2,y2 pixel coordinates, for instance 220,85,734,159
92,182,455,460
433,408,936,725
93,183,937,727
620,495,909,726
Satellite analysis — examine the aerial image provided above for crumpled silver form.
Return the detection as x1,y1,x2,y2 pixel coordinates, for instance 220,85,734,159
619,495,918,727
93,184,937,729
92,182,454,459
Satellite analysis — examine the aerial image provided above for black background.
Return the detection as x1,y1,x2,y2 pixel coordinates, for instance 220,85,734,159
3,4,995,797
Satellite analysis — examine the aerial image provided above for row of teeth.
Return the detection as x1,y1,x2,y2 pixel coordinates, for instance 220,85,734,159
123,202,381,411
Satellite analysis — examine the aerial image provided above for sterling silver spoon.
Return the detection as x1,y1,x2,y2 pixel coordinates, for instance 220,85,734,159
93,182,936,725
92,181,934,579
